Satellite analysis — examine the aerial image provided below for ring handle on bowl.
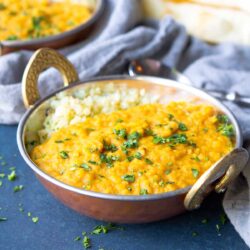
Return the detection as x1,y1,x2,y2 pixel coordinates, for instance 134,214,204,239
184,147,249,210
22,48,79,108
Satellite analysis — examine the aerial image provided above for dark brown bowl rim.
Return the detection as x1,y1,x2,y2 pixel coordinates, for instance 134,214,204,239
17,75,243,201
1,0,104,48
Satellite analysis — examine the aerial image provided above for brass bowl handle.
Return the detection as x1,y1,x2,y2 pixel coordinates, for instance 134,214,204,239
184,147,249,210
22,48,79,108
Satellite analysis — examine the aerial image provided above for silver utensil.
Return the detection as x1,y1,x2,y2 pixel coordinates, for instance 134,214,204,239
128,59,250,106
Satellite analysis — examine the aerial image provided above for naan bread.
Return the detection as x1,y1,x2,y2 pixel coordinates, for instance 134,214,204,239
142,0,250,45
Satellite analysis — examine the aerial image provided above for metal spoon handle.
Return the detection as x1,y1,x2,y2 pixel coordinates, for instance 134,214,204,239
128,59,250,106
207,90,250,106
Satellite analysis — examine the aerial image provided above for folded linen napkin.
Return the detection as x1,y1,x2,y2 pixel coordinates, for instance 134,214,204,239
0,0,250,246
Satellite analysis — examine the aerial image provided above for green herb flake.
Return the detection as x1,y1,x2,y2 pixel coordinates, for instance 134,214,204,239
191,156,200,162
140,189,148,195
116,118,124,123
127,155,134,162
27,212,32,217
82,231,87,236
192,232,198,237
0,217,7,222
217,114,229,124
128,131,141,141
88,160,97,165
122,174,135,183
32,217,39,223
168,114,174,120
134,152,142,160
167,162,173,166
218,124,235,137
113,129,127,139
165,169,172,175
145,128,154,136
0,173,5,178
220,213,227,225
145,158,153,165
178,123,188,131
201,218,208,224
6,35,18,41
81,163,92,171
192,168,199,178
82,236,91,249
59,151,69,159
153,133,188,145
103,141,118,152
8,170,16,181
0,3,6,10
0,181,2,187
92,225,108,235
166,181,175,185
74,236,81,241
14,185,24,192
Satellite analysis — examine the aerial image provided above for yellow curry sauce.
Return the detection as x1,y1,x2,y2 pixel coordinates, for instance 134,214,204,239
31,102,234,195
0,0,92,41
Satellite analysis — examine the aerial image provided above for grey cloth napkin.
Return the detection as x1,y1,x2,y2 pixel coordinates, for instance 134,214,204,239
1,0,250,246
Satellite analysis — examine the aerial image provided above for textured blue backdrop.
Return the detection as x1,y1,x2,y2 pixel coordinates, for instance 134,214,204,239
0,125,248,250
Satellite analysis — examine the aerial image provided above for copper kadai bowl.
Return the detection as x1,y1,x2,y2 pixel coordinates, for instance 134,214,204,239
0,0,104,55
17,48,249,223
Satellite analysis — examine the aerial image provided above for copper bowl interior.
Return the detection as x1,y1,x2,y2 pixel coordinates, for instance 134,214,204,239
17,76,242,222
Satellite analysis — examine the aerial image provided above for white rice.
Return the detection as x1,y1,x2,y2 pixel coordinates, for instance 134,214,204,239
38,83,160,142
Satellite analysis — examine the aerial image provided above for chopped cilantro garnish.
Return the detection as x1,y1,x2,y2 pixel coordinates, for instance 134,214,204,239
80,164,92,171
178,123,188,131
116,118,123,123
0,3,6,10
27,212,32,217
122,174,135,183
6,35,18,41
122,139,139,151
191,156,200,162
220,213,227,225
100,154,119,168
103,141,118,152
202,218,208,224
134,152,142,159
218,124,234,137
88,160,97,165
32,217,39,223
8,170,16,181
0,173,5,178
59,151,69,159
217,114,229,124
140,189,148,195
128,131,141,140
74,236,81,241
14,185,24,192
127,155,134,162
166,181,175,185
153,133,188,145
82,236,91,249
145,158,153,165
192,232,198,237
0,181,2,187
168,114,174,120
159,180,165,187
191,168,199,178
145,128,153,136
165,169,171,175
216,114,234,138
113,129,127,139
0,217,7,222
92,225,108,234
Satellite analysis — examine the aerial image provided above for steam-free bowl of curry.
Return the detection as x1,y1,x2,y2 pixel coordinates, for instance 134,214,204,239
0,0,103,55
17,54,244,222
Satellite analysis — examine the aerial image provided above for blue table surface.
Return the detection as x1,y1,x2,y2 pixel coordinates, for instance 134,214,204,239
0,124,249,250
